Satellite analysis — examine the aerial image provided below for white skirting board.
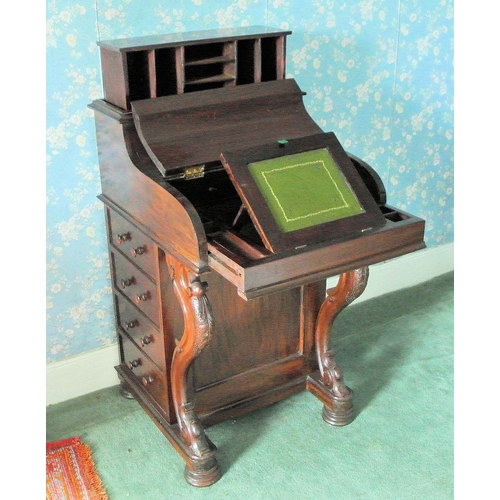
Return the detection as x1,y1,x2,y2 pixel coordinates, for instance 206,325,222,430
46,242,453,406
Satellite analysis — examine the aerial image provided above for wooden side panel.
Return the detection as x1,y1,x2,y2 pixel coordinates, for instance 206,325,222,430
192,272,303,388
100,48,128,109
93,107,208,272
191,278,325,423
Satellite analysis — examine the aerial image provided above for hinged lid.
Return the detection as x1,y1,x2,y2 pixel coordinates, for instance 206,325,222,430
130,79,322,177
220,133,387,253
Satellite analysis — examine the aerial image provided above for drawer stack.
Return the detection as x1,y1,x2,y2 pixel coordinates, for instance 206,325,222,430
105,207,173,417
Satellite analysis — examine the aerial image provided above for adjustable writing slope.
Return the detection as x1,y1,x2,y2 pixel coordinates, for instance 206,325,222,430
90,26,426,488
221,132,386,253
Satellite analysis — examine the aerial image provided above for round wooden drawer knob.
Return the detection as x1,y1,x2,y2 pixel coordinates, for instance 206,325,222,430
116,232,131,244
135,292,149,303
131,246,145,257
128,358,141,369
140,336,153,346
121,278,134,288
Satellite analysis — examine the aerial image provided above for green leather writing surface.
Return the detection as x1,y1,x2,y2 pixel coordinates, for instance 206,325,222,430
248,148,364,233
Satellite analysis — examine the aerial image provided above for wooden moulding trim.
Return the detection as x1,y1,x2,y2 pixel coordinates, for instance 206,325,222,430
193,353,311,416
198,376,309,427
195,352,306,391
88,99,132,123
306,372,335,407
97,26,292,52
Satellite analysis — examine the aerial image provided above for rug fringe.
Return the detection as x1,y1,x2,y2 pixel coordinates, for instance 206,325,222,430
46,437,108,500
77,440,109,499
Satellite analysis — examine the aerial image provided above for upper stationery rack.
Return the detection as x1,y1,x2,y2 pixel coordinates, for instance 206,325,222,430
98,26,291,110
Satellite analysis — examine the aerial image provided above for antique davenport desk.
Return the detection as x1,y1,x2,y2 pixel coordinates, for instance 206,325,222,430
89,26,425,487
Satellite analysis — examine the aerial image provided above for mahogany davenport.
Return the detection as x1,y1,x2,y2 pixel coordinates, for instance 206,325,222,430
89,26,425,487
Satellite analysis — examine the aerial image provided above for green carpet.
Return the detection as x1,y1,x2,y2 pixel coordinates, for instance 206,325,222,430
46,272,453,499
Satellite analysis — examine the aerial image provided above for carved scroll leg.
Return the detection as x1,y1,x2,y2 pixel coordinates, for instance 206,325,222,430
307,268,369,426
166,256,221,487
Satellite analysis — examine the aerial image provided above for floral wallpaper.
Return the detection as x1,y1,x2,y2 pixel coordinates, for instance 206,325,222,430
46,0,453,362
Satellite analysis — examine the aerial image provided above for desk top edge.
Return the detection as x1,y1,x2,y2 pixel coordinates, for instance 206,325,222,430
98,26,292,52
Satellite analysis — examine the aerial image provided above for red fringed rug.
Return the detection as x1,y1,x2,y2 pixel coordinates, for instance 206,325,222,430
46,437,108,500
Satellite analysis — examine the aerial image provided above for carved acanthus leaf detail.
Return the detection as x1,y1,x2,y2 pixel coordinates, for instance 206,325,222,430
165,255,215,459
189,279,214,356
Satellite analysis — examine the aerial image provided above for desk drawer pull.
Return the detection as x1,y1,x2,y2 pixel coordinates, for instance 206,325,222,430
131,246,145,257
140,335,153,346
116,232,131,244
142,375,154,386
124,320,137,330
121,277,135,289
128,358,141,370
135,292,150,303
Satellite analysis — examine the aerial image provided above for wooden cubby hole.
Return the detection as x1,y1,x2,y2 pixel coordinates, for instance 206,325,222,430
100,32,288,109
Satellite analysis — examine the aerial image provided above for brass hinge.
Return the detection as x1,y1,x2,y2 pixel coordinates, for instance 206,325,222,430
183,165,205,180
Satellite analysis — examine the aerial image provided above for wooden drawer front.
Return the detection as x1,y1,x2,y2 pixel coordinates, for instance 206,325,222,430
112,250,159,326
121,334,169,411
116,294,165,372
108,209,157,280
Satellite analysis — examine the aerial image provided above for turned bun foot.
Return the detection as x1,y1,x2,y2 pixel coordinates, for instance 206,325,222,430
119,382,135,400
322,397,354,426
184,462,221,487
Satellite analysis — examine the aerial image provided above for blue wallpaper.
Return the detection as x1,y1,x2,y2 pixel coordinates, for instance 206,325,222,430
46,0,454,362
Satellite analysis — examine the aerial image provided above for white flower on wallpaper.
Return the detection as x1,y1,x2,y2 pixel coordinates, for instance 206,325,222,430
46,0,453,363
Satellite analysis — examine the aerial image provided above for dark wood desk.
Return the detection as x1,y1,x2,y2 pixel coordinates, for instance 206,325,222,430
90,26,425,487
